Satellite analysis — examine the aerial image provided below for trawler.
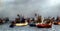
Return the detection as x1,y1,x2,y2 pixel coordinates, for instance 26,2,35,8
0,17,9,24
29,18,36,27
54,21,60,25
54,17,60,25
36,16,52,28
15,19,28,27
15,19,28,26
9,14,28,28
29,13,39,27
29,15,52,28
10,18,28,28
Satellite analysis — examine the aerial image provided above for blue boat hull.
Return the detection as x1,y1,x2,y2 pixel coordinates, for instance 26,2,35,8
29,24,36,27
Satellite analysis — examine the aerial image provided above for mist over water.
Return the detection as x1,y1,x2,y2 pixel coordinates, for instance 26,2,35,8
0,0,60,20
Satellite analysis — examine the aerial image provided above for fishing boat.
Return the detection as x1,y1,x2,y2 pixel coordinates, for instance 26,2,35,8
10,20,28,28
36,17,52,28
54,17,60,25
28,18,36,27
15,18,28,26
54,22,60,25
29,21,36,27
15,21,28,26
36,23,52,28
0,18,9,24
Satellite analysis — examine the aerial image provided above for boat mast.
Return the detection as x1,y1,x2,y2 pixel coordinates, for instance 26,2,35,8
41,16,44,24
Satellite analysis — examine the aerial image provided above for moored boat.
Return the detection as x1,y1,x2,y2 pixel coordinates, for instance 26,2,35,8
36,23,52,28
36,17,52,28
0,18,9,24
54,22,60,25
15,22,28,26
54,17,60,25
29,22,36,27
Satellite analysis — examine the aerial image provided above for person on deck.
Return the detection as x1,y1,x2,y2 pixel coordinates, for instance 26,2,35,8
17,14,23,21
15,18,20,23
21,16,26,23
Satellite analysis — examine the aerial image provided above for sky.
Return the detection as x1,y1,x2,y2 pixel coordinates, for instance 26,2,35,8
0,0,60,19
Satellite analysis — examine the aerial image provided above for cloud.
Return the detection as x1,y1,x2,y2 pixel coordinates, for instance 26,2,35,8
0,0,60,19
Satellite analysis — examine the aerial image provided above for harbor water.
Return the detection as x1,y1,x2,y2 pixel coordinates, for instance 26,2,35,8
0,22,60,31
